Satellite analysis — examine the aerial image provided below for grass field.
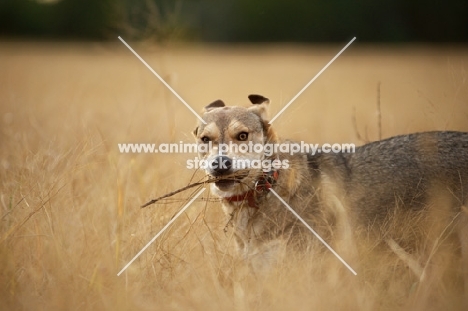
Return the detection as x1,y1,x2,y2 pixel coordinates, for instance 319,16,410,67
1,42,468,310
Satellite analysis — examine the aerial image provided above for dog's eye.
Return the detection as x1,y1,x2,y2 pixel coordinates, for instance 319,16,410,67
201,136,210,143
237,132,248,141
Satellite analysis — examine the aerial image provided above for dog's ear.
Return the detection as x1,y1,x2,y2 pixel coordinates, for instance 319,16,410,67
192,126,198,137
248,94,270,105
247,94,270,121
204,99,225,112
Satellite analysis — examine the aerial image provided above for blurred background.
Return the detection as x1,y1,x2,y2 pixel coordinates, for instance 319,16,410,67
1,0,467,43
2,2,468,310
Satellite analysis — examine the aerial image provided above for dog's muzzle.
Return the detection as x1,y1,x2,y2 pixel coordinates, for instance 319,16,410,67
207,156,248,190
209,155,232,176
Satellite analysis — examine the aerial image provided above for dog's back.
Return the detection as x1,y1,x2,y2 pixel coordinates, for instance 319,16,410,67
308,130,468,301
322,131,468,225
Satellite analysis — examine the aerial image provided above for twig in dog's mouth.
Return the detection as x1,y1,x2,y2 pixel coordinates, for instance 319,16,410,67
140,172,249,208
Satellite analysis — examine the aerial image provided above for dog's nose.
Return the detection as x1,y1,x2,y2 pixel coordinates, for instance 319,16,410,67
211,156,232,176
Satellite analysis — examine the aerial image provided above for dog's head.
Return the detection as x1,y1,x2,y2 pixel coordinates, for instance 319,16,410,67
193,94,278,197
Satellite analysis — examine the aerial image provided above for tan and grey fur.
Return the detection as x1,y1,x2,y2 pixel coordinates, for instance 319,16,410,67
193,94,468,293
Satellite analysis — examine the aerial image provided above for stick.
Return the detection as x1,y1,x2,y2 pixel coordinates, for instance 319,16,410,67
141,169,252,208
141,173,251,208
141,178,218,208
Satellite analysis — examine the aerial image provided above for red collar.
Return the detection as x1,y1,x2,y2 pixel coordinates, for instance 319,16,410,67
223,170,279,208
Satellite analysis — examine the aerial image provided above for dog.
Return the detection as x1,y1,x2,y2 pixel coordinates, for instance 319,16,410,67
193,94,468,296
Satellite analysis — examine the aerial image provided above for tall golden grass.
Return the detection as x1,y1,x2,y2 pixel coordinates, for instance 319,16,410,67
1,42,468,310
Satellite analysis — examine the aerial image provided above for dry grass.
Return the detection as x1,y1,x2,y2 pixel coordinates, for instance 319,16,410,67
1,42,468,310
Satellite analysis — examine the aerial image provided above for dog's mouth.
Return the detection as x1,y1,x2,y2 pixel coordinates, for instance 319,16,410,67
213,172,249,190
214,179,236,189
